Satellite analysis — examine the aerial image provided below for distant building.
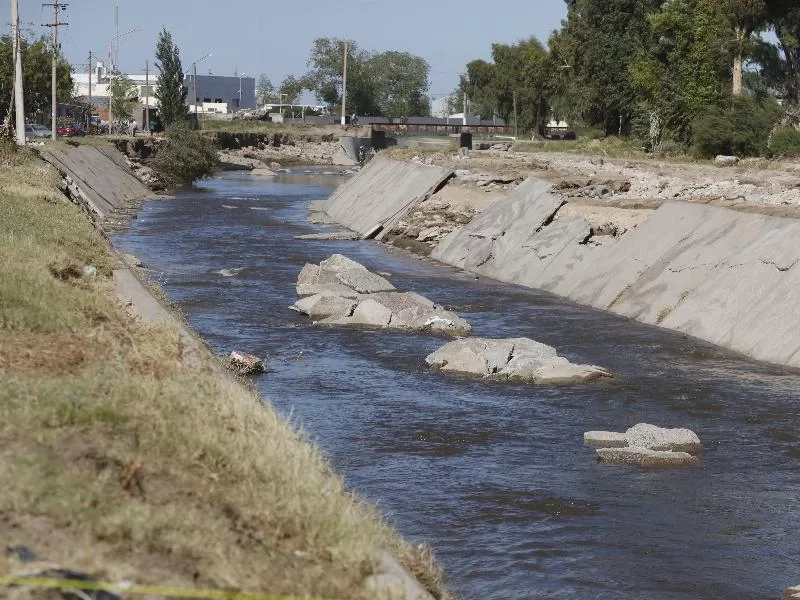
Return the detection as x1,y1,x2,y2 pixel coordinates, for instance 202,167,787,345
184,74,256,112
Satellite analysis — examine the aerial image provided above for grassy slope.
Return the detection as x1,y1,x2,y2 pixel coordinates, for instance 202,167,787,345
0,142,448,599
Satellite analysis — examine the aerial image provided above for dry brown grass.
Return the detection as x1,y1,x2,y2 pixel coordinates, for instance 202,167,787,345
0,145,453,599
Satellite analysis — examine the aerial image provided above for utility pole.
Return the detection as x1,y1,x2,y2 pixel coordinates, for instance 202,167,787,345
11,0,26,145
340,41,347,126
87,51,92,131
144,60,149,132
513,90,518,139
43,2,68,140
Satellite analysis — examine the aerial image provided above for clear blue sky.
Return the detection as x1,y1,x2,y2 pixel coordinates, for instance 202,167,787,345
20,0,567,99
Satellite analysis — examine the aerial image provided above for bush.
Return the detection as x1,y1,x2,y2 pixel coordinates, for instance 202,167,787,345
692,96,782,159
770,127,800,157
152,123,218,185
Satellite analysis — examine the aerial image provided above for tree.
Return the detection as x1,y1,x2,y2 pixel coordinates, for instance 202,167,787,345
712,0,767,95
154,29,187,126
766,0,800,102
629,0,730,144
256,74,274,105
550,0,662,134
301,37,431,116
110,74,134,122
0,36,71,123
364,51,430,116
303,38,376,114
278,75,304,104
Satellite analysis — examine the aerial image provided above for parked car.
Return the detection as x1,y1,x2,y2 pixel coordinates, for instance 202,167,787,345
56,123,85,137
24,123,51,138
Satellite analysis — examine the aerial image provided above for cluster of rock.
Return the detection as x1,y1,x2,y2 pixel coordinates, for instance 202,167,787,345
217,140,340,166
291,255,472,336
584,423,702,467
392,201,477,245
426,337,612,385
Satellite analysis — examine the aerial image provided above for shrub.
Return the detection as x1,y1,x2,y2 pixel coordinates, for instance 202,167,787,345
152,123,218,185
692,96,783,159
770,127,800,157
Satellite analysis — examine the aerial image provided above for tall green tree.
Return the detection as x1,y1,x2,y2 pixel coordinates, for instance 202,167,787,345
0,36,71,122
302,37,431,116
767,0,800,102
278,75,304,104
712,0,767,95
629,0,730,144
110,74,134,122
154,29,187,126
550,0,661,134
364,51,430,116
256,74,274,105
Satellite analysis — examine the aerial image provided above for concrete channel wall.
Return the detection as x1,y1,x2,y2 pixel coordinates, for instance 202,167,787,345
325,157,452,240
42,145,157,223
430,177,800,369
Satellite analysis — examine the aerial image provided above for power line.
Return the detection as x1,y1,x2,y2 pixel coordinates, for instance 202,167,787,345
42,2,68,140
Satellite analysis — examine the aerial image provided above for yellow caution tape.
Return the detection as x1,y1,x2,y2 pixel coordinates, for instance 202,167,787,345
0,575,338,600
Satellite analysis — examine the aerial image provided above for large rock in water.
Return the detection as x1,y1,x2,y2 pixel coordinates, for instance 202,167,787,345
297,254,395,295
425,337,611,384
584,423,702,468
291,255,471,336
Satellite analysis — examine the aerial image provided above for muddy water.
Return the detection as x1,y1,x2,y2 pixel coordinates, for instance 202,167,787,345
113,171,800,599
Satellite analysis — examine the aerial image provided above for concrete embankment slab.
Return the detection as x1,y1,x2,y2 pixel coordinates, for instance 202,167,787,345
325,157,452,239
433,175,800,369
42,145,157,220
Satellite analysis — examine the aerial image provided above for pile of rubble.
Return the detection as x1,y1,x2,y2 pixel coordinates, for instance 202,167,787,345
290,254,472,336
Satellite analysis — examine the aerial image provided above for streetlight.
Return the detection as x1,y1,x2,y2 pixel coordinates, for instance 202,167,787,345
238,72,246,110
190,52,213,125
108,27,139,130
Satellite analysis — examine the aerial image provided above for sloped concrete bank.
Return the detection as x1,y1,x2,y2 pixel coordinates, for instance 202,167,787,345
324,157,452,240
324,159,800,370
42,144,159,231
52,145,439,600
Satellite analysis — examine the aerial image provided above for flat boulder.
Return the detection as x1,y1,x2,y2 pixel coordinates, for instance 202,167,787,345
624,423,702,453
298,255,395,293
585,423,702,468
584,431,628,448
291,293,356,321
426,337,611,384
296,283,360,299
596,447,700,468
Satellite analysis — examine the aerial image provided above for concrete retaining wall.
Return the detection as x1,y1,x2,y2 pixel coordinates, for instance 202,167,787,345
42,145,157,223
432,177,800,369
325,157,452,239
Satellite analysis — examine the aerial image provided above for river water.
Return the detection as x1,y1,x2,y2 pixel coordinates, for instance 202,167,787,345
113,171,800,599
